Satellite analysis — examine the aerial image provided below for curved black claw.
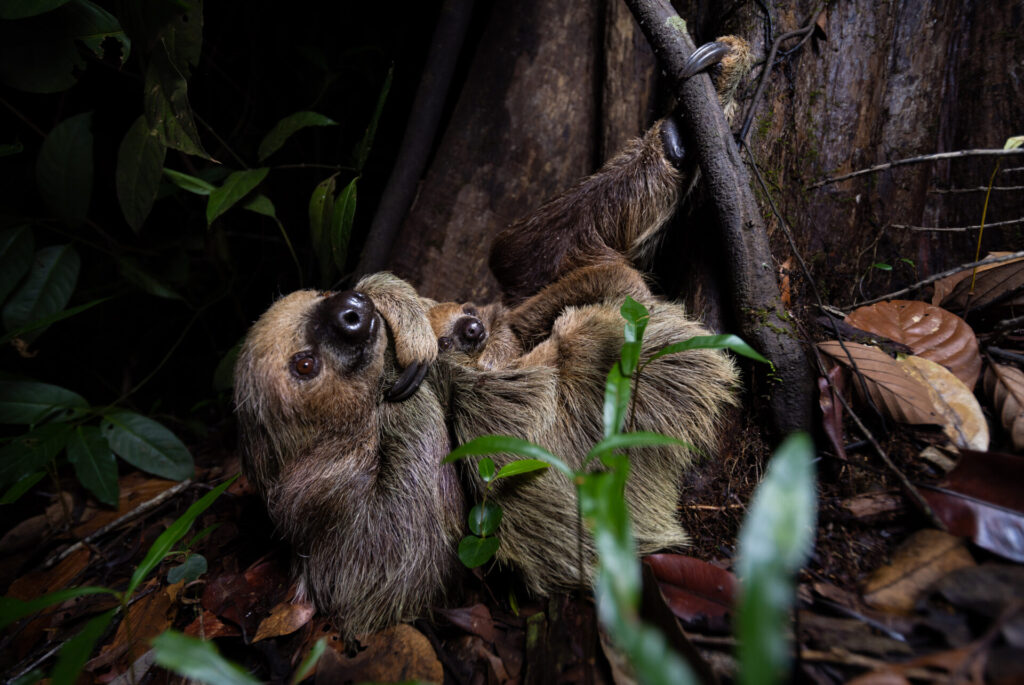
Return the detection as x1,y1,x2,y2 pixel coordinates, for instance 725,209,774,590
660,115,686,168
385,361,430,402
680,41,732,79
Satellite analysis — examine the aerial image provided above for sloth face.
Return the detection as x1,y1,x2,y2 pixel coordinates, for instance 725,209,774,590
429,302,488,354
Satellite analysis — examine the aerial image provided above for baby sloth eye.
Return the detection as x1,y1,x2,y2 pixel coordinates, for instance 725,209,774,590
290,351,320,379
438,336,453,351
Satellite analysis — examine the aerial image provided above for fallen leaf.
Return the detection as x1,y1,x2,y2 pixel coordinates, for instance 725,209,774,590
643,553,737,631
841,491,904,518
847,644,986,685
253,596,316,642
918,446,957,473
940,259,1024,313
862,529,975,613
921,486,1024,563
818,365,846,460
435,604,500,643
984,363,1024,450
931,564,1024,620
943,450,1024,513
316,624,443,684
201,557,290,637
73,472,179,539
88,580,175,672
932,252,1023,305
845,300,982,389
902,355,988,450
183,610,241,639
7,547,91,600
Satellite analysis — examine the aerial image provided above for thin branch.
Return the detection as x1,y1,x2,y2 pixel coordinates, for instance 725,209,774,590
929,185,1024,194
844,250,1024,308
989,314,1024,335
806,148,1024,190
895,216,1024,232
988,347,1024,365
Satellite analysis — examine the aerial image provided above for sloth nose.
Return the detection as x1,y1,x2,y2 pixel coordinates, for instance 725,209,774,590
458,317,485,344
325,290,375,343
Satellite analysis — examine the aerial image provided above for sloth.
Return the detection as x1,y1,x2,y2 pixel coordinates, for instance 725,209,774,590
235,37,749,638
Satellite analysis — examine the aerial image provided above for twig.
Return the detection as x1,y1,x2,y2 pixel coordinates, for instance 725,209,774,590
354,0,475,277
1003,166,1024,173
844,250,1024,309
895,216,1024,232
988,347,1024,365
43,480,193,569
929,185,1024,194
680,503,746,510
988,314,1024,335
806,148,1024,190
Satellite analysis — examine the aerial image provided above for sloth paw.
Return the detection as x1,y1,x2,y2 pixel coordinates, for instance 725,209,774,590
660,116,686,168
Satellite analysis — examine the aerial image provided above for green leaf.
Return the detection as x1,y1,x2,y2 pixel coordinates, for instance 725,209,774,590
101,410,193,481
603,362,631,438
67,426,118,506
309,175,337,284
69,0,129,63
493,459,550,480
258,111,337,162
353,66,392,171
50,608,115,685
0,225,34,304
2,244,80,342
899,258,915,268
585,431,696,464
9,668,44,685
444,435,572,478
457,535,500,569
0,379,87,424
1005,135,1024,151
152,630,261,685
127,475,236,598
468,501,502,536
0,0,71,20
0,586,117,631
242,193,275,217
290,638,326,685
167,553,207,584
736,433,817,685
142,3,207,157
213,341,241,391
117,115,167,232
163,168,217,196
36,112,93,225
330,177,357,271
207,168,270,225
0,423,73,489
119,258,185,301
477,457,496,482
871,262,892,271
647,333,770,366
0,297,108,346
1,470,46,504
619,297,649,376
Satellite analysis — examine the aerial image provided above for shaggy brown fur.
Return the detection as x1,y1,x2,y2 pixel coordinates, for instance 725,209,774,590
235,39,749,638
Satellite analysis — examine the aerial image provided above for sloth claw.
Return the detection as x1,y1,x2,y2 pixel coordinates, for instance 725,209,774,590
660,116,686,168
680,41,732,79
385,361,430,402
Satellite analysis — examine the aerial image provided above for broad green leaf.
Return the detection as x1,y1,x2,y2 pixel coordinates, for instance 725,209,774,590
119,258,184,301
127,475,236,598
258,111,337,162
0,297,108,346
493,459,550,480
0,379,88,424
117,116,167,232
603,362,631,438
152,630,260,685
647,333,770,365
290,638,326,685
67,1,129,63
1005,135,1024,151
0,423,73,489
1,470,46,504
2,244,80,341
50,608,115,685
67,426,118,506
444,435,571,477
0,0,70,20
457,535,500,568
353,67,393,171
871,262,892,271
207,168,270,225
619,297,649,376
585,431,696,464
163,168,217,196
330,177,357,270
736,432,816,685
0,225,34,303
36,112,92,225
242,193,275,217
101,410,193,481
167,553,207,584
308,175,337,284
477,457,496,482
142,2,207,157
213,341,241,391
468,501,502,537
0,586,117,630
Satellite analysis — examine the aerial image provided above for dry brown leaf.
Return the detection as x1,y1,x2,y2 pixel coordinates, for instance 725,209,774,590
840,491,904,518
7,547,91,600
72,472,179,538
845,300,982,389
932,252,1023,305
940,258,1024,312
862,529,975,613
89,580,175,672
253,597,316,641
315,624,443,683
818,342,988,448
984,363,1024,450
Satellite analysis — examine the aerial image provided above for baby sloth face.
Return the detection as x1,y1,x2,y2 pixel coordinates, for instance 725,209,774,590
429,302,488,354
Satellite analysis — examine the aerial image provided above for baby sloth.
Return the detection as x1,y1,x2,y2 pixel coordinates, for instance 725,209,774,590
235,38,748,639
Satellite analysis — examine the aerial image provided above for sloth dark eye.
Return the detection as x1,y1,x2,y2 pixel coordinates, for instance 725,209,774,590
438,336,453,351
290,351,320,379
462,305,479,316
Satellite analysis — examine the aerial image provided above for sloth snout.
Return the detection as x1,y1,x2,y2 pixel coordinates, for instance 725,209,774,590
455,317,486,347
323,290,376,345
